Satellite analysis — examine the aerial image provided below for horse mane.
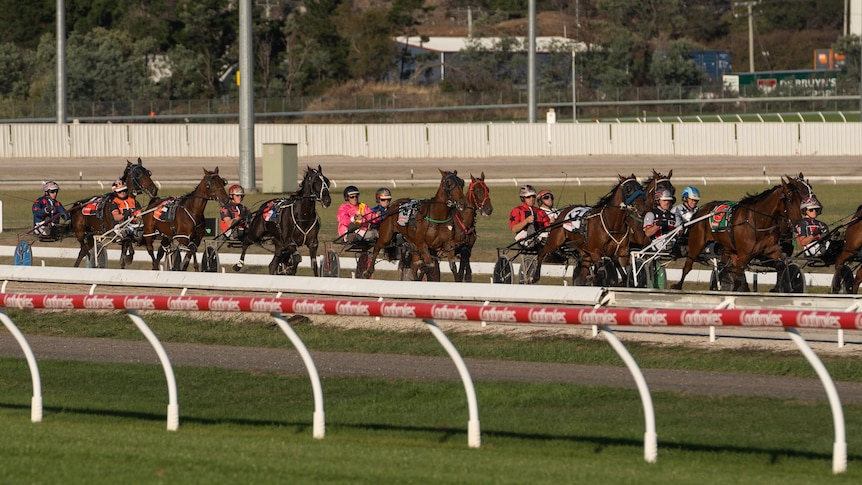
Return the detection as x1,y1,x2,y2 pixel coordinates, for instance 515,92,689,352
595,177,629,207
739,184,782,205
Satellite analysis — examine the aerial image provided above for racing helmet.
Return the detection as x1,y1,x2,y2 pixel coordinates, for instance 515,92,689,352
112,180,128,193
228,184,245,196
681,186,701,201
656,189,674,201
537,189,553,202
43,181,59,193
519,184,537,198
375,187,392,202
800,196,822,211
343,185,360,201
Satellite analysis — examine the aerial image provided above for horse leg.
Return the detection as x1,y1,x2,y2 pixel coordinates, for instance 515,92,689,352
308,241,319,277
74,235,92,268
233,240,252,272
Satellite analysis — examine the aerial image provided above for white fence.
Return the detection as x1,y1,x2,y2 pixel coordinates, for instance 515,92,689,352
1,122,861,159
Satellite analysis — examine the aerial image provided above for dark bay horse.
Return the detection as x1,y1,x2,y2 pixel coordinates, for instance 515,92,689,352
141,168,229,271
361,169,467,280
532,174,650,285
70,158,159,268
832,206,862,293
233,165,332,275
672,174,810,291
449,173,493,282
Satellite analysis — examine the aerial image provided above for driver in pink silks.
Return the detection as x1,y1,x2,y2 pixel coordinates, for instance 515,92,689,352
337,185,376,242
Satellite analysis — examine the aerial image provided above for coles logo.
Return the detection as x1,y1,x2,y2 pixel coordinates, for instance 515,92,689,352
250,299,284,313
431,305,468,321
4,295,35,309
739,311,783,327
209,297,241,312
336,301,371,316
167,297,200,311
84,295,115,310
481,307,518,323
123,296,156,310
630,310,669,326
577,309,617,325
796,312,841,329
680,310,723,326
381,303,417,318
527,308,566,324
44,295,75,309
293,300,327,315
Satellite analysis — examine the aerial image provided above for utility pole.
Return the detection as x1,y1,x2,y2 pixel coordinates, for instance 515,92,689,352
734,1,760,72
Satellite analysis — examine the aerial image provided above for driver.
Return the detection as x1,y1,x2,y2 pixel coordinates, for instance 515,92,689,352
221,184,250,239
337,185,375,242
32,181,69,237
643,189,681,240
109,180,142,240
796,196,829,257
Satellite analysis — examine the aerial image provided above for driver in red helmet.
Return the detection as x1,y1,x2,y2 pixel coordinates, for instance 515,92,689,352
368,187,393,226
221,184,250,239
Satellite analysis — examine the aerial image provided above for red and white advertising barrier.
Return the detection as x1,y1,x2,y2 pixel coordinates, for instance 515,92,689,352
3,293,862,330
0,293,850,474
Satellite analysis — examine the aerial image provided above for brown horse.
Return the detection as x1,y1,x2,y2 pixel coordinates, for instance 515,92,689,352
832,206,862,293
141,168,230,271
672,174,810,291
360,169,467,280
233,165,332,275
531,174,650,285
69,158,159,268
449,173,494,282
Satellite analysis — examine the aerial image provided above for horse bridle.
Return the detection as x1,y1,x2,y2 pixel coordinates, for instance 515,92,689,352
467,179,490,213
443,172,466,209
126,163,154,196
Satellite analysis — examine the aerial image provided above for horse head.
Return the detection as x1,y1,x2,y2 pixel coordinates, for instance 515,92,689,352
468,172,493,216
643,169,674,209
437,169,466,210
202,167,230,206
307,164,332,208
124,158,159,198
617,174,649,216
781,174,808,223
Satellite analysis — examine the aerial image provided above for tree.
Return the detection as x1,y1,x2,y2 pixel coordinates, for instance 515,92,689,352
649,39,705,90
832,35,861,94
287,0,350,95
175,0,238,98
63,27,154,102
333,5,397,82
0,42,29,99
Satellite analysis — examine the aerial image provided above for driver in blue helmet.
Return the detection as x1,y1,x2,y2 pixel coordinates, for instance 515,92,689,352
672,186,701,225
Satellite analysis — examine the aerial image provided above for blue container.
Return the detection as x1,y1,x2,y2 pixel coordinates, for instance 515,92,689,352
690,50,732,82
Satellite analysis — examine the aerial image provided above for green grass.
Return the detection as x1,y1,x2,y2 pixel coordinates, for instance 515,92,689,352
5,309,862,382
1,359,860,484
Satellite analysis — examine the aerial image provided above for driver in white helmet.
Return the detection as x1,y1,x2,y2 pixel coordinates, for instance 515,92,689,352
672,186,701,225
643,189,681,240
32,181,69,236
509,184,550,247
221,184,250,239
796,196,829,257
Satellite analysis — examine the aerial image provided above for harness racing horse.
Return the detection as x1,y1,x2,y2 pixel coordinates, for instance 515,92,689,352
672,174,810,292
831,206,862,293
141,168,230,271
361,169,467,280
449,173,493,282
232,165,332,275
532,174,650,286
70,158,159,268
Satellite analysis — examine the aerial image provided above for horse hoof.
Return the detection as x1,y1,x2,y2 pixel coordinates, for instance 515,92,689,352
232,264,242,272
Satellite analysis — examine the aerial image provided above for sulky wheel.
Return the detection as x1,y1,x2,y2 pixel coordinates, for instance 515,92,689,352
493,254,513,284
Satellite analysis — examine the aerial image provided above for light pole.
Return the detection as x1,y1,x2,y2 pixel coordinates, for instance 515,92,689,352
734,1,759,72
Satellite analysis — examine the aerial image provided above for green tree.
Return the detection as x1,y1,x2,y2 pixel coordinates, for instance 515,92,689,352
64,27,153,101
175,0,237,98
334,5,398,82
287,0,350,95
0,42,29,99
649,39,705,90
832,35,861,94
595,0,685,86
0,1,54,49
